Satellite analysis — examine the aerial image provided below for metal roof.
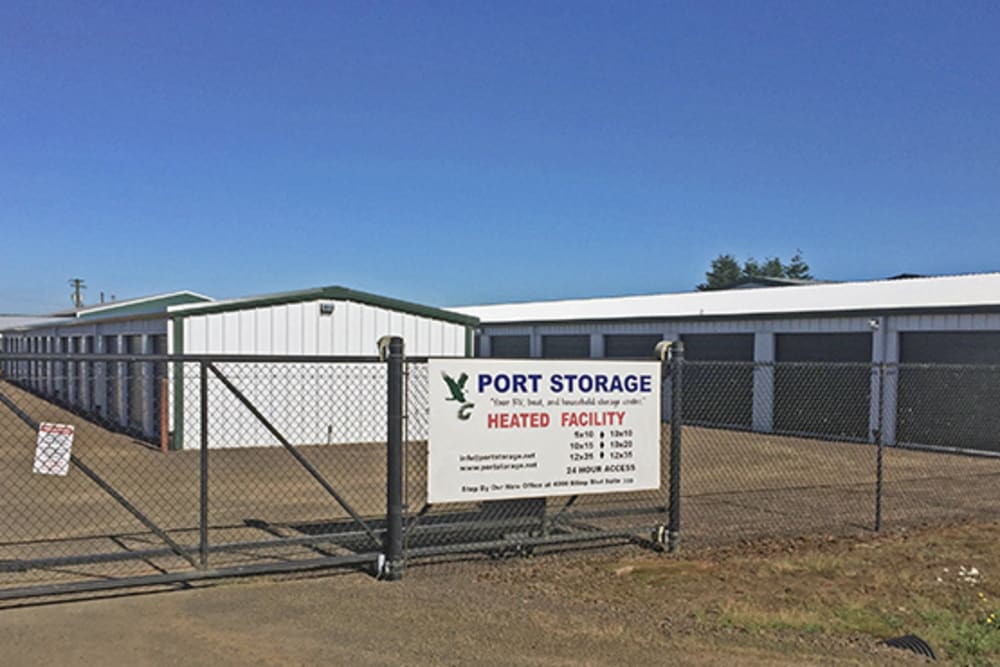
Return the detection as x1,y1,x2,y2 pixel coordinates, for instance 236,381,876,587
0,315,73,332
74,291,213,320
453,272,1000,324
168,285,479,327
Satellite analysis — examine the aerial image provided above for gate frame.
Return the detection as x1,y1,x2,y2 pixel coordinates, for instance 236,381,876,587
0,352,392,601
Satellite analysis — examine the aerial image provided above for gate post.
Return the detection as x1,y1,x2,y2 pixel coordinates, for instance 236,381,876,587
383,337,405,580
874,362,885,532
668,341,684,553
199,361,209,568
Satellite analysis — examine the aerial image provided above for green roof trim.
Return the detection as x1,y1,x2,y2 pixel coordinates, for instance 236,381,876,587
168,285,480,327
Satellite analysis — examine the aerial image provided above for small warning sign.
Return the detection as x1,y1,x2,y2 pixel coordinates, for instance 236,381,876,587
33,422,74,476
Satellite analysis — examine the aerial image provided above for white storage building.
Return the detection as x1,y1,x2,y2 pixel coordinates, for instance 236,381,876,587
166,286,476,449
455,273,1000,454
0,286,477,451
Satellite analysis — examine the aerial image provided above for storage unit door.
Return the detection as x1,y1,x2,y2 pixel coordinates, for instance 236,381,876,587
774,333,872,439
126,335,145,432
604,334,663,359
489,335,530,358
541,334,590,359
898,331,1000,453
103,336,119,423
680,334,754,428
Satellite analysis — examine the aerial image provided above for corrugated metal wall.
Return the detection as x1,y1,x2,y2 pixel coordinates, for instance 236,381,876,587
174,298,469,449
181,299,467,357
0,319,169,442
477,312,1000,453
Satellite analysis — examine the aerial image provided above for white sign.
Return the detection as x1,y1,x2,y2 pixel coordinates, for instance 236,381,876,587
33,422,74,476
428,359,661,503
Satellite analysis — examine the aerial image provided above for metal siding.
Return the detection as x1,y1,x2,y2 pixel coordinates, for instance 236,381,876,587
402,314,416,351
330,300,347,354
369,308,385,352
207,314,224,352
238,310,255,353
299,303,316,354
251,309,269,354
269,306,286,353
426,320,441,355
317,303,333,355
186,318,204,353
285,303,303,355
416,318,430,354
222,312,240,352
362,304,378,356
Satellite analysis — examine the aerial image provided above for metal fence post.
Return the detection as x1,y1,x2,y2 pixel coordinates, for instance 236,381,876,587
199,361,209,567
668,341,684,553
384,337,405,580
874,362,885,532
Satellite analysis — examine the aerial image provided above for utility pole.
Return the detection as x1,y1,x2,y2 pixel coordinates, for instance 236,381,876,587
69,278,87,308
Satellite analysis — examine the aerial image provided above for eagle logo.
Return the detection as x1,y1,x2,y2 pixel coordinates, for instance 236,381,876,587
441,371,474,420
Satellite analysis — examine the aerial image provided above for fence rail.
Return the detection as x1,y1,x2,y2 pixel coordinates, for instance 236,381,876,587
0,342,997,601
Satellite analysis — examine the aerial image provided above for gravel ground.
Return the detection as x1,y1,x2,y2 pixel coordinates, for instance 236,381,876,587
0,526,957,667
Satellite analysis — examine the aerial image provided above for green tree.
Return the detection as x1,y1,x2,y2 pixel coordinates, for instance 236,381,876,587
784,251,811,280
697,250,812,290
697,254,742,291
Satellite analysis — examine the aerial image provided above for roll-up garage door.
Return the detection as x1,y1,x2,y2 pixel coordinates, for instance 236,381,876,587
604,334,663,359
489,335,530,358
104,336,119,422
774,333,871,439
541,334,590,359
680,334,754,428
126,335,145,432
897,332,1000,453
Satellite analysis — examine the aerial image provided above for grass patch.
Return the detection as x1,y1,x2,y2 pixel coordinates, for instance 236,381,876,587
619,522,1000,665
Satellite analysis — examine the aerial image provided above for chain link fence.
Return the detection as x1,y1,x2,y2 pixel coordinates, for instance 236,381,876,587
675,359,1000,547
0,354,389,601
0,344,998,601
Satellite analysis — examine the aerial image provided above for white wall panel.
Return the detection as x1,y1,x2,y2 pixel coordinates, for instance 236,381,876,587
318,305,333,355
255,308,271,353
173,298,468,449
222,312,240,351
186,318,206,353
286,303,304,354
302,303,317,354
207,314,224,352
272,305,288,353
239,310,255,353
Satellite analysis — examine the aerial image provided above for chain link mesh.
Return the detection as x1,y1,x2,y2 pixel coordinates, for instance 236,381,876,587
0,352,998,598
678,360,1000,547
0,355,387,598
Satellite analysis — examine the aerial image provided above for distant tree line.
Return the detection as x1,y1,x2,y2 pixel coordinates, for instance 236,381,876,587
697,251,812,291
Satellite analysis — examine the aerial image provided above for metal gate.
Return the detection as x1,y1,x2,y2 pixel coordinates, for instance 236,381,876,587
0,354,389,600
397,346,681,565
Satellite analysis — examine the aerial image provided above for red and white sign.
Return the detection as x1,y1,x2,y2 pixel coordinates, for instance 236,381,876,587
33,422,74,476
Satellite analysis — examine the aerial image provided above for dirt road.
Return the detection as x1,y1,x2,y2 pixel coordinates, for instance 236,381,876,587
3,526,969,667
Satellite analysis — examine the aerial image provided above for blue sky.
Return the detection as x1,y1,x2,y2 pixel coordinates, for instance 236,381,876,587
2,1,998,313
